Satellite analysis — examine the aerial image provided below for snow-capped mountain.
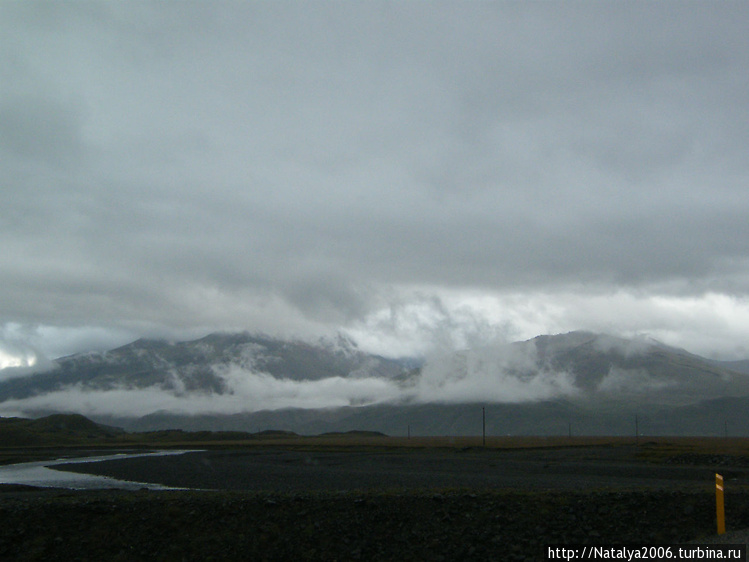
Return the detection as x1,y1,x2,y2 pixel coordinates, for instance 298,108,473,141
3,330,749,436
0,332,414,401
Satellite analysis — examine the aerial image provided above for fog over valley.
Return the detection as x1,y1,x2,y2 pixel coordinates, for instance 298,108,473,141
2,331,749,436
0,333,574,418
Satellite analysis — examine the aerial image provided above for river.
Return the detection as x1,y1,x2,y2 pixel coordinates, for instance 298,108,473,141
0,450,196,490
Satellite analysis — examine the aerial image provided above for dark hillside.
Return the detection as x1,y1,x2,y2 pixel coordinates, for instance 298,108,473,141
0,414,124,446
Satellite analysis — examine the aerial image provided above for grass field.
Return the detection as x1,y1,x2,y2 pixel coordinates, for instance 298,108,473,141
4,432,749,470
123,433,749,458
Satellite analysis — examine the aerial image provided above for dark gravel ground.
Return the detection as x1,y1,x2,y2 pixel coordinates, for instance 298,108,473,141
53,446,733,492
1,446,748,561
1,487,746,561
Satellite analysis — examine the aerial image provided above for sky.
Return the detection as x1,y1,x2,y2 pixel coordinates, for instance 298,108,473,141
2,1,749,368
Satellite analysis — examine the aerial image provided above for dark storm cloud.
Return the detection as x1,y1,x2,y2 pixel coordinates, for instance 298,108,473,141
1,1,749,361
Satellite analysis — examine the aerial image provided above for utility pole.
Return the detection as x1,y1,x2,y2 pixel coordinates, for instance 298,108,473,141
482,406,486,448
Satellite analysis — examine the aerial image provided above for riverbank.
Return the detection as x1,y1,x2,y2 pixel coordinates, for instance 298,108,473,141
0,450,196,490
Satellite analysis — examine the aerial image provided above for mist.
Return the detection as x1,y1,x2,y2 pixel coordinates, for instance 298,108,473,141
413,342,579,404
0,376,402,419
0,338,587,420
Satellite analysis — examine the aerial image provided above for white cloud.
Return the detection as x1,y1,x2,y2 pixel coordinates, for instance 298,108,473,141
346,288,749,361
0,375,405,419
413,341,578,404
0,337,583,418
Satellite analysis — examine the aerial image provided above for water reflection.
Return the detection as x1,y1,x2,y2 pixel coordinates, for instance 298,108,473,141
0,450,194,490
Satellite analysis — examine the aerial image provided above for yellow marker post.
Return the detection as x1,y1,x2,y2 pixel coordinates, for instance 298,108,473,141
716,473,725,535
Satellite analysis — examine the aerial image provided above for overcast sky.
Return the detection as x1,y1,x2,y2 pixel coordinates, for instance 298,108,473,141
2,1,749,365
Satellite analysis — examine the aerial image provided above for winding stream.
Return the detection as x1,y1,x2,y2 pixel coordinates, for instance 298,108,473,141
0,450,195,490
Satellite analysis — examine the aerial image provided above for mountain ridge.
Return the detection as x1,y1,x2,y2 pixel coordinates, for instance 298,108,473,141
0,331,414,402
2,330,749,436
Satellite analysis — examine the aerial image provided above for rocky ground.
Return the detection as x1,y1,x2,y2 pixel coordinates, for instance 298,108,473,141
1,486,745,561
2,444,749,561
51,446,734,492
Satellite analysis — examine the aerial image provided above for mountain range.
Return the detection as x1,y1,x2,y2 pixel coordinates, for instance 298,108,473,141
2,330,749,436
0,332,411,400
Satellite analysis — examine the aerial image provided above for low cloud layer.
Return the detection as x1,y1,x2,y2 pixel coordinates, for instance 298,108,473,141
0,338,583,419
0,375,404,419
414,342,578,404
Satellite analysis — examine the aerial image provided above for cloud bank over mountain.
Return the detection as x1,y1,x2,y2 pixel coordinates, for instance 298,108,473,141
1,334,572,418
1,331,747,425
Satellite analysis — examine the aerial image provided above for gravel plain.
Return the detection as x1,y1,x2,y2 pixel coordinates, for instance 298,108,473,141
53,445,732,492
2,444,748,561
